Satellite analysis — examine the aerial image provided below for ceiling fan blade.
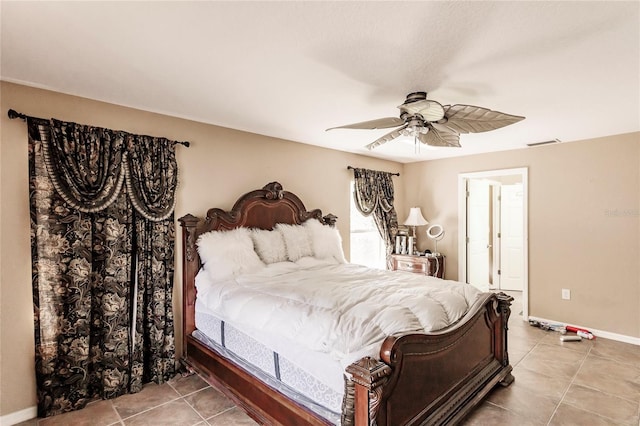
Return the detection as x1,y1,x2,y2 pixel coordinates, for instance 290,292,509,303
419,125,461,147
326,117,405,131
365,124,408,150
441,104,525,134
398,99,445,122
431,122,458,134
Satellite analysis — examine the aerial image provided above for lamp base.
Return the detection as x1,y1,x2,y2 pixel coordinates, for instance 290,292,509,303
410,226,419,255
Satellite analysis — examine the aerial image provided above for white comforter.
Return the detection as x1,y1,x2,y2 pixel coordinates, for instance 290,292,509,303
196,258,482,364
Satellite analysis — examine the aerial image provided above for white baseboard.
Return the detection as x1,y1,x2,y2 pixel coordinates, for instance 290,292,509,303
0,406,37,426
528,315,640,346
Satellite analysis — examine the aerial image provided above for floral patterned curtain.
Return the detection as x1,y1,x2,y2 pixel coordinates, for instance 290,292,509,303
352,168,399,268
28,118,177,417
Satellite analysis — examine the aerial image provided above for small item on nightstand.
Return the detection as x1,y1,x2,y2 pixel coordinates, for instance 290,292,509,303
560,335,582,342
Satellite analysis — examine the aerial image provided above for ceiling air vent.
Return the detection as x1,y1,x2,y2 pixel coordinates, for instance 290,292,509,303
527,138,561,147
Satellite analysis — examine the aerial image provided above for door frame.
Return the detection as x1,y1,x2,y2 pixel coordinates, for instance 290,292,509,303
458,167,529,319
490,182,501,290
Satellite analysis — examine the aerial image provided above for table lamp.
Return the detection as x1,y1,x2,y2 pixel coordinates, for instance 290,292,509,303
403,207,428,255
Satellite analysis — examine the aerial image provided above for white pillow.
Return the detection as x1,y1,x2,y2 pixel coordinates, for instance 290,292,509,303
276,223,314,262
197,228,265,280
250,228,288,264
304,219,347,263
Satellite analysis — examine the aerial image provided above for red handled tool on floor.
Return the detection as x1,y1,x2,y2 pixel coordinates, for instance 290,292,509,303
566,325,595,340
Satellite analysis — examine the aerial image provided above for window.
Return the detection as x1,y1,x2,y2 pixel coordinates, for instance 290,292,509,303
349,182,386,269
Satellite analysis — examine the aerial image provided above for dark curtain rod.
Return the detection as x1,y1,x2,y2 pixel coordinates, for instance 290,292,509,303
347,165,400,176
7,109,190,147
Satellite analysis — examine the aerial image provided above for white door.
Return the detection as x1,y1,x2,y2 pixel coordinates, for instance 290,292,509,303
466,179,491,292
499,184,524,290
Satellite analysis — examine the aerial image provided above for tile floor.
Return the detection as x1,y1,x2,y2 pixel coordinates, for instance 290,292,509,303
17,292,640,425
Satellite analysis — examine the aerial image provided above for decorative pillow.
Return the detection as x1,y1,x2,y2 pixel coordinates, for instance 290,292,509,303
250,228,288,264
197,228,265,280
275,223,314,262
304,219,347,263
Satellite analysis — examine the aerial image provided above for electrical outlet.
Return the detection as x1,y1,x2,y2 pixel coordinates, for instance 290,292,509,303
561,289,571,300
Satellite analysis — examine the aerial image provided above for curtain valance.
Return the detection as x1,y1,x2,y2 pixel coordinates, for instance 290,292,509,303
32,118,178,221
352,167,396,215
351,167,399,268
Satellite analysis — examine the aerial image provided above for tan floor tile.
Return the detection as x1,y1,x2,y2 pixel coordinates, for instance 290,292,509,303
486,378,559,424
518,343,586,379
573,354,640,402
461,402,540,426
563,383,640,425
590,338,640,368
511,364,573,402
509,333,538,353
123,399,203,426
38,400,120,426
168,373,209,396
508,347,531,366
206,406,258,425
184,387,235,419
549,402,626,426
112,383,180,419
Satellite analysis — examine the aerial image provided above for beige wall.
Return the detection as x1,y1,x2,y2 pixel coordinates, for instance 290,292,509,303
0,82,405,416
404,133,640,338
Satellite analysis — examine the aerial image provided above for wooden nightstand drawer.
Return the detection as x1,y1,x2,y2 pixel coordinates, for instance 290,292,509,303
395,259,427,274
390,254,445,278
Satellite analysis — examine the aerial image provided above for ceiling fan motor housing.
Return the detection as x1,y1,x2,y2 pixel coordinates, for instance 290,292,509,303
404,92,428,104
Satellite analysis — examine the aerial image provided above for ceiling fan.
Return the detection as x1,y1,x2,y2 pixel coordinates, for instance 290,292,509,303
327,92,525,150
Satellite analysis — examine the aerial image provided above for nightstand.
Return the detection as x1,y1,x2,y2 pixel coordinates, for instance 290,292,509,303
390,254,445,278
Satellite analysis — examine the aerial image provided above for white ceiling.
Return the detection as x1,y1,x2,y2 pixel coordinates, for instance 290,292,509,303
2,1,639,163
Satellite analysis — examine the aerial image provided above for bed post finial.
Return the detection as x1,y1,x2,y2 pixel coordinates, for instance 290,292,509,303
323,213,338,227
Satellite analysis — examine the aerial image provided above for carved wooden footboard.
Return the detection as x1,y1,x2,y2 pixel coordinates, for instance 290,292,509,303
178,182,513,426
343,292,513,425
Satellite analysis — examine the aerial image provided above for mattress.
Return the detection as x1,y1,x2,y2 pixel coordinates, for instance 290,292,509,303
192,259,482,424
196,259,482,363
195,299,344,424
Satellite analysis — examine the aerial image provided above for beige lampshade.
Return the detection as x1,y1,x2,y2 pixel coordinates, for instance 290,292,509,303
403,207,429,226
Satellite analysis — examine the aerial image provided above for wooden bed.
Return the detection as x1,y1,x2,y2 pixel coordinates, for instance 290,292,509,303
178,181,514,425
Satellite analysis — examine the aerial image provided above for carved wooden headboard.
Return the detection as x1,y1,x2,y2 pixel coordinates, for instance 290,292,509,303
177,182,337,352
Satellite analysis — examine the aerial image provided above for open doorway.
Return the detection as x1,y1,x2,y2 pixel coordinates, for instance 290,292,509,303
458,168,528,319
